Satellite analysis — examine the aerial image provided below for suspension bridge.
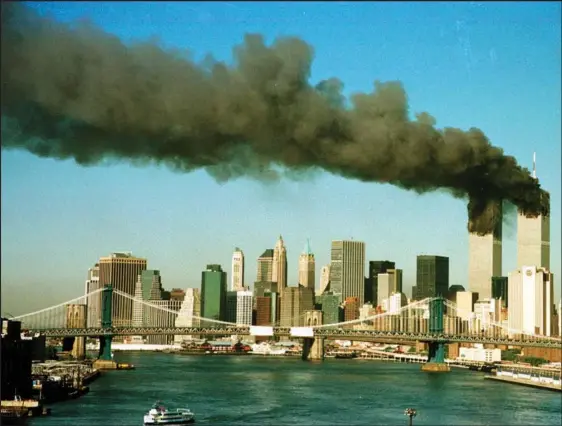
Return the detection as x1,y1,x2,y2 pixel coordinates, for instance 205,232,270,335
9,285,561,368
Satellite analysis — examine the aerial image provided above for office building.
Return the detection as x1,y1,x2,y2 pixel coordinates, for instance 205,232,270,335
318,265,331,295
468,200,502,301
508,266,554,336
272,236,288,290
298,239,315,290
231,247,245,291
456,291,479,321
98,252,147,327
491,276,508,308
226,291,238,323
170,288,185,302
85,264,100,328
377,269,403,307
329,240,366,305
174,288,201,344
388,292,407,314
315,293,344,325
254,280,278,297
412,255,449,300
474,298,501,330
279,286,314,327
236,291,253,325
517,155,550,270
344,297,359,322
365,261,395,306
201,264,227,322
256,249,274,282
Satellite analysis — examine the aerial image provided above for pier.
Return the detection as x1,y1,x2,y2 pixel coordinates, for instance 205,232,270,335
486,365,562,392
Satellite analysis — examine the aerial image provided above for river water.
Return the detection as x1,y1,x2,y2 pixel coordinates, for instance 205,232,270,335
30,352,561,426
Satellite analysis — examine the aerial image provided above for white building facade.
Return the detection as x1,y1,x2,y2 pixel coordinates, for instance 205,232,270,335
236,291,253,325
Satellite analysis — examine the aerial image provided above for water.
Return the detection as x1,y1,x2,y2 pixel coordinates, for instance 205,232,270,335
31,353,561,425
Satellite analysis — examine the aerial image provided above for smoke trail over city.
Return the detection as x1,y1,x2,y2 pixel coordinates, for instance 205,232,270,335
1,3,549,235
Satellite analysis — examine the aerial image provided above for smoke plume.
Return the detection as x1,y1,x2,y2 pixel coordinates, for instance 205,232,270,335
1,4,549,235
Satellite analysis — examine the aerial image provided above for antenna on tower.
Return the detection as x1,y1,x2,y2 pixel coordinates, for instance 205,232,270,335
532,152,537,179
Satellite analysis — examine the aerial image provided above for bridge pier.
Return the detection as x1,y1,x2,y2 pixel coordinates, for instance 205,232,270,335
421,297,450,373
301,337,325,361
93,285,117,370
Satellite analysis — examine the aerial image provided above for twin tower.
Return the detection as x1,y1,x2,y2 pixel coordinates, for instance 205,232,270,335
468,154,550,300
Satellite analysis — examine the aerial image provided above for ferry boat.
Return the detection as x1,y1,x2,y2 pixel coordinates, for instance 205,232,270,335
143,402,195,425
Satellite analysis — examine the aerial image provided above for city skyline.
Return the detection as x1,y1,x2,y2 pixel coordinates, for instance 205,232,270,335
1,2,561,315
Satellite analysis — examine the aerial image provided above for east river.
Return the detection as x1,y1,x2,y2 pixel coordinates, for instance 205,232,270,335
30,353,561,425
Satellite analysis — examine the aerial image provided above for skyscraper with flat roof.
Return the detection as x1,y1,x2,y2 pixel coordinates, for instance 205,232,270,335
201,264,227,322
329,240,366,305
412,255,449,300
468,200,502,301
365,261,395,306
98,252,147,327
517,154,550,270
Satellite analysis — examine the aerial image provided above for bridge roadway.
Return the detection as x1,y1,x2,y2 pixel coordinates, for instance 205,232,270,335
26,326,561,348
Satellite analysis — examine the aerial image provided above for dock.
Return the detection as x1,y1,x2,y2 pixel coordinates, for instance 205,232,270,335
485,375,562,392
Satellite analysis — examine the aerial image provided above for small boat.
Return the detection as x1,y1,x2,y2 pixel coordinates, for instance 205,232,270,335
143,402,195,425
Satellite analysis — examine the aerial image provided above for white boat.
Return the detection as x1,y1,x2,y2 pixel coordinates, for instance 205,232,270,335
143,402,195,425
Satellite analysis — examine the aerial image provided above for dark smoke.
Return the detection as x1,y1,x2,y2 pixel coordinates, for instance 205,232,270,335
1,4,549,235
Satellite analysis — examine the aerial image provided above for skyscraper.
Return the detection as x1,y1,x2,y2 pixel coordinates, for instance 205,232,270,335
236,291,253,325
98,252,147,327
298,239,315,290
279,286,314,327
85,264,100,328
365,261,395,306
272,236,288,290
231,247,245,291
256,249,274,282
201,264,227,322
508,266,554,336
468,200,502,301
174,288,201,344
517,153,550,271
412,255,449,300
329,240,366,305
377,269,402,307
318,265,331,295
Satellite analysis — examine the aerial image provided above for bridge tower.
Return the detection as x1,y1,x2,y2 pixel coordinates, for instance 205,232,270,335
302,310,324,361
93,285,118,370
421,297,451,372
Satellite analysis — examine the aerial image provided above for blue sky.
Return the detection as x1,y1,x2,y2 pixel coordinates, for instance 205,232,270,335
1,1,560,315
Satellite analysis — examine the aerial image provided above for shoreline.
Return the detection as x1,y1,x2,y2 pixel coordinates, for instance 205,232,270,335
485,375,562,392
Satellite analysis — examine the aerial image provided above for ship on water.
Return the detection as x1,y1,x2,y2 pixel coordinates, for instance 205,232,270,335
143,402,195,425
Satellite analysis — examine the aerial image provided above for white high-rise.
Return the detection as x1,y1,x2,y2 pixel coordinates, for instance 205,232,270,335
517,153,550,270
174,288,201,344
298,239,315,290
508,266,554,336
231,248,245,291
236,291,253,325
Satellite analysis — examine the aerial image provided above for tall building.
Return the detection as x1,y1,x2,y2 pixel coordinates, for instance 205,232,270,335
231,247,245,291
226,291,238,323
256,249,274,282
174,288,201,344
517,155,550,270
508,266,554,336
365,261,395,306
329,240,366,305
85,264,100,328
272,236,288,290
412,255,449,300
491,276,508,308
236,291,253,325
298,239,315,290
315,293,344,325
279,286,314,327
318,265,331,295
344,297,359,322
98,252,147,327
468,200,502,301
141,270,161,301
377,270,402,307
201,264,227,322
